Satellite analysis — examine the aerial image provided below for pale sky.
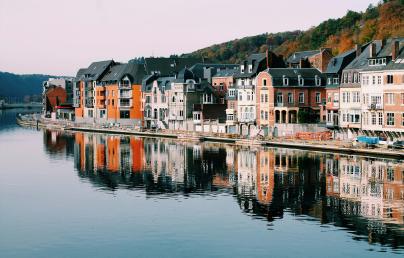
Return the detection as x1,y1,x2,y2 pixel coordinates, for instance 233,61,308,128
0,0,379,76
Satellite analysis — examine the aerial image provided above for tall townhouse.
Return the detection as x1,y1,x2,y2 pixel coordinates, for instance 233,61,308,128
98,62,146,126
212,70,237,134
234,52,284,136
361,38,404,136
255,68,326,135
340,41,382,136
324,47,358,129
73,60,114,123
167,68,217,131
142,74,174,129
286,48,333,72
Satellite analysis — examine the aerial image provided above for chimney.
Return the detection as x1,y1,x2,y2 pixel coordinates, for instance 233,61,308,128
392,40,399,60
369,43,376,58
381,39,387,49
355,44,361,57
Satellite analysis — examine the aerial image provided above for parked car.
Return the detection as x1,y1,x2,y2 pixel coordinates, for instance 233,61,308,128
391,140,404,149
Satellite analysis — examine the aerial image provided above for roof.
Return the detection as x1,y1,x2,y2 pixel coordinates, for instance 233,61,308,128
75,68,87,79
344,40,383,71
235,53,267,78
174,68,196,83
325,48,357,74
286,50,320,64
144,57,203,76
100,63,147,84
361,38,404,72
213,68,238,77
189,63,238,79
265,68,326,87
83,60,114,81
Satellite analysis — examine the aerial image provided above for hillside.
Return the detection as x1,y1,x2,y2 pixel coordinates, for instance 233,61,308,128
183,0,404,63
0,72,52,102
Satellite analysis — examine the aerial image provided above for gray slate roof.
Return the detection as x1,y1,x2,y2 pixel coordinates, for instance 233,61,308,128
325,49,356,74
265,68,326,87
286,50,320,64
83,60,114,81
100,63,147,84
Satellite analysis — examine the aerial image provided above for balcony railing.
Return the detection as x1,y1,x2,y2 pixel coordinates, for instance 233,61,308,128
119,100,132,107
368,103,383,110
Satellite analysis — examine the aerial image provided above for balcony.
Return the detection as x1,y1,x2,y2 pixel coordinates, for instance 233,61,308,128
275,102,284,107
119,100,132,108
119,90,132,99
367,103,383,110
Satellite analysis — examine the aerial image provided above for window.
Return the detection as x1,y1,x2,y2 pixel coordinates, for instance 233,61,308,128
283,76,289,86
386,93,394,105
378,112,383,125
179,110,184,117
353,92,360,103
402,113,404,126
387,113,395,126
333,77,339,84
248,64,252,73
353,73,358,83
120,110,130,119
363,112,368,125
276,93,283,104
298,75,304,86
299,92,304,104
334,93,339,103
239,92,242,101
265,111,268,120
112,99,115,106
372,76,376,85
261,110,264,119
363,76,369,85
327,78,331,85
265,94,268,103
240,65,244,73
288,93,293,103
387,75,394,84
377,76,382,84
261,94,264,103
315,75,321,86
315,92,321,103
262,78,267,86
371,113,376,125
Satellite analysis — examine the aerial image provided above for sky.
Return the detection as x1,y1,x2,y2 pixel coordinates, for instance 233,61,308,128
0,0,379,76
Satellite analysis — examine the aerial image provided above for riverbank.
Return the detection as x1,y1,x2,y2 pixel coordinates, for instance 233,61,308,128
16,117,404,159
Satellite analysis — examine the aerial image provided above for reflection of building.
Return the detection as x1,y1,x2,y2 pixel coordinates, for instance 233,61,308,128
237,149,257,197
256,149,275,205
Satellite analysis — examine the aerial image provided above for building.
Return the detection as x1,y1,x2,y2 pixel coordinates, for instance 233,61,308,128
142,75,173,129
167,68,218,131
232,52,284,136
98,62,146,126
73,60,115,123
339,42,382,136
286,48,333,72
255,68,326,135
360,38,404,136
324,47,359,129
42,77,73,119
211,68,238,104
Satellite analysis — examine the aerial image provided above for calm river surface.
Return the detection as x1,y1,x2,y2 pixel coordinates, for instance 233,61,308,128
0,109,403,257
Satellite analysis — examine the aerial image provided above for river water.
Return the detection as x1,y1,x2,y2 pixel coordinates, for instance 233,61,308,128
0,109,403,257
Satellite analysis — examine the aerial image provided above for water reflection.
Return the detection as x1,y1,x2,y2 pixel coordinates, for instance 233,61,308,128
43,129,404,250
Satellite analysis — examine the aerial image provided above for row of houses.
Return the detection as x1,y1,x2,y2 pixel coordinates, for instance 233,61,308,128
46,38,404,139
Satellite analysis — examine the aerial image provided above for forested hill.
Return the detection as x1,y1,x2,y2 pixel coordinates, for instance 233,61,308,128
0,72,52,102
182,0,404,63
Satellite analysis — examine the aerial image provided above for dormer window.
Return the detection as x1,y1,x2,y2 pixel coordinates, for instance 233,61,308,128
240,65,245,73
298,75,304,86
262,78,267,86
248,64,253,73
229,89,235,97
369,58,387,66
283,75,289,86
315,75,321,86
